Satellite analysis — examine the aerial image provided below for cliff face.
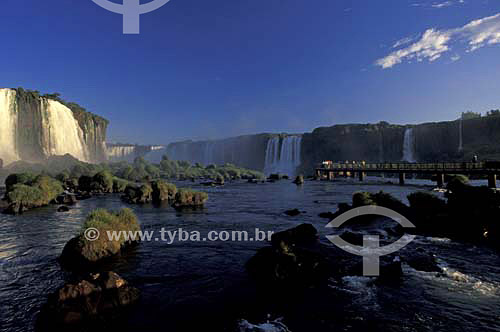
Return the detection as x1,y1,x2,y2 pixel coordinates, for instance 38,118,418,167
106,144,165,162
166,115,500,176
301,116,500,173
300,123,405,172
167,134,272,170
0,88,108,165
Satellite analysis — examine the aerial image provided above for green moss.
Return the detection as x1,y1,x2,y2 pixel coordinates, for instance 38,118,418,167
112,177,130,193
151,180,177,202
174,188,208,208
74,208,140,262
352,191,375,207
5,174,63,212
91,170,114,193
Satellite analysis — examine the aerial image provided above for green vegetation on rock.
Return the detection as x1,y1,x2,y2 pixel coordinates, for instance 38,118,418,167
173,188,209,209
4,174,63,214
60,208,140,266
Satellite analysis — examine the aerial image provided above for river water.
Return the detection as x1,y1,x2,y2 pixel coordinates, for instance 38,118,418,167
1,178,499,332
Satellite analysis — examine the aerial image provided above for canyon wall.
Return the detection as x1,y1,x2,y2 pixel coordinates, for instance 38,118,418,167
106,143,165,162
166,115,500,176
0,88,108,165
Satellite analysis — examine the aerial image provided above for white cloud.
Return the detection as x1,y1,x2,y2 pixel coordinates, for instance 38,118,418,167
431,1,453,8
376,13,500,69
393,36,415,48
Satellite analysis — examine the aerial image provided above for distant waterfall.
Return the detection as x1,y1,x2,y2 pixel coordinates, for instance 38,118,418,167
203,141,216,165
264,136,302,176
0,89,19,164
42,100,89,162
458,119,463,152
402,128,416,162
106,145,136,161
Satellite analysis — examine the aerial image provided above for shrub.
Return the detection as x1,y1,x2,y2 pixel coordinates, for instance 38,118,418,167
151,180,177,202
5,172,36,192
91,170,114,193
60,208,140,265
407,191,446,216
352,191,375,207
5,174,63,213
122,184,152,204
174,189,208,208
112,177,129,193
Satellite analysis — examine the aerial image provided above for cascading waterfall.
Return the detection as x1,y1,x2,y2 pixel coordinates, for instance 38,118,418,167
458,118,463,152
0,89,19,164
402,128,416,162
42,100,89,162
106,145,136,161
264,135,302,176
203,141,216,165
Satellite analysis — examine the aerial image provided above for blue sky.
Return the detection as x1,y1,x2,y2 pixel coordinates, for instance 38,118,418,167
1,0,499,144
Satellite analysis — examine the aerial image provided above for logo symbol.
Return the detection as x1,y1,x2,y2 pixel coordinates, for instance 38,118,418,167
84,227,100,241
326,206,416,276
92,0,171,34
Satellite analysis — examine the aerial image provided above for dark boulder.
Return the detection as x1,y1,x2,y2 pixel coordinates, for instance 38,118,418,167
405,249,441,273
56,193,77,205
36,272,140,328
292,175,304,185
57,206,70,212
284,208,301,217
246,224,329,287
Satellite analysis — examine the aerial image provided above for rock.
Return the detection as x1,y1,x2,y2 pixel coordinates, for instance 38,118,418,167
246,224,328,287
173,189,208,209
268,174,282,181
318,211,336,219
377,256,403,284
292,175,304,185
36,272,140,328
59,208,140,268
405,249,441,272
57,206,70,212
56,193,77,205
284,208,301,216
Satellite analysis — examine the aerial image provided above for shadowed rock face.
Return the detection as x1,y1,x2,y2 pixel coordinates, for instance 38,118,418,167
0,88,108,165
36,271,140,329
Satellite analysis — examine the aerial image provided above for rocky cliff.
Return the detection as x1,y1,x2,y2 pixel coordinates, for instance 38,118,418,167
166,114,500,176
167,134,272,171
0,88,108,165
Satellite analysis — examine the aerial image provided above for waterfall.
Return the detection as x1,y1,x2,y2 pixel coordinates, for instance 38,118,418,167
203,141,216,165
264,135,302,176
0,89,19,165
42,100,89,162
402,128,416,162
458,118,463,152
106,145,136,161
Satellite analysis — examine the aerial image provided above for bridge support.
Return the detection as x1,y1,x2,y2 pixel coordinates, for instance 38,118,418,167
316,169,321,179
436,173,444,188
328,171,335,181
488,174,497,189
359,172,365,182
399,173,405,186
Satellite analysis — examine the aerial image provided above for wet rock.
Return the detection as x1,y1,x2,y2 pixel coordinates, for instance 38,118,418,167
56,193,77,205
284,208,301,217
36,272,140,329
57,206,70,212
292,175,304,185
405,249,441,272
59,208,140,268
246,224,328,287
